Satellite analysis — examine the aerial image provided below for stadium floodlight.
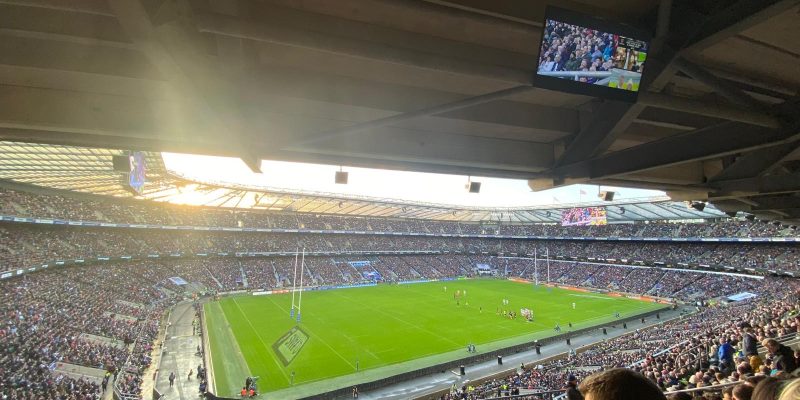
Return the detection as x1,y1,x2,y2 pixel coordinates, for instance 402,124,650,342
335,170,348,184
598,191,615,201
465,176,481,193
689,201,706,212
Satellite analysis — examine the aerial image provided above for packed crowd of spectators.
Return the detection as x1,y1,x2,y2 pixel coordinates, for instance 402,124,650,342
496,260,762,302
2,187,800,400
2,224,799,277
449,277,800,400
1,188,796,238
0,249,796,399
0,261,180,400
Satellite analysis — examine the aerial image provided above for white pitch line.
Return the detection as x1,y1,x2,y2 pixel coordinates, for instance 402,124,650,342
231,298,291,383
262,295,357,370
342,335,381,361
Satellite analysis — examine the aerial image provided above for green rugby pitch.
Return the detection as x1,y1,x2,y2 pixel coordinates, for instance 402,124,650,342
204,279,663,397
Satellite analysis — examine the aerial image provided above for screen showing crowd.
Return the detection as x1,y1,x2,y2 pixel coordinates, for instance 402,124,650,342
537,19,648,92
561,207,608,226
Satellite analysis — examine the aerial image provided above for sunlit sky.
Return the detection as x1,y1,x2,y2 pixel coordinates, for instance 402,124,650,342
162,152,666,208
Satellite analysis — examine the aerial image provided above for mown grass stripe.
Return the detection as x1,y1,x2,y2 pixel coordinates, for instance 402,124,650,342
208,279,665,395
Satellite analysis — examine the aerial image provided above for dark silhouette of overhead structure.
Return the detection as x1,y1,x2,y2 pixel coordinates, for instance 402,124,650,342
0,0,797,222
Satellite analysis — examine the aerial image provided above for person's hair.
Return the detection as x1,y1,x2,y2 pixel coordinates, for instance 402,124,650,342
738,363,752,375
778,378,800,400
745,375,767,387
723,386,734,396
668,392,691,400
761,339,778,348
578,369,667,400
752,377,782,400
732,383,754,400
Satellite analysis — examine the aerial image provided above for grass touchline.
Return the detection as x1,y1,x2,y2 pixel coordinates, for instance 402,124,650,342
205,279,664,397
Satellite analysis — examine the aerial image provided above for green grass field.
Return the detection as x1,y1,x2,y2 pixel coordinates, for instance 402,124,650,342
205,279,664,397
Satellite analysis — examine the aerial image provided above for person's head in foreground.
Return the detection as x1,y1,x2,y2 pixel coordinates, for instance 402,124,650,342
752,377,782,400
578,368,666,400
777,378,800,400
732,383,753,400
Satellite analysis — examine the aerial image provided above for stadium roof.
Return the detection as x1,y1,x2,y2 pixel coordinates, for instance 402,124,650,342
0,141,173,197
0,0,797,222
0,141,728,222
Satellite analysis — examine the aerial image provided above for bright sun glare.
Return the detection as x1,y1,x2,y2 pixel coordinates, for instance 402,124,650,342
161,152,666,208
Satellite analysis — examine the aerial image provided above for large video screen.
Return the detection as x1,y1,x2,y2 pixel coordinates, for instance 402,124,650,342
128,152,146,194
534,7,650,101
561,207,607,226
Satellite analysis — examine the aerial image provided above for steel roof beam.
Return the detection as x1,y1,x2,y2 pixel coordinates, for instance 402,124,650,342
555,101,632,166
553,122,798,180
672,56,769,111
709,141,800,182
284,124,555,176
710,172,800,195
195,11,531,86
748,195,800,211
577,0,794,162
286,85,534,148
683,0,799,53
637,92,781,128
0,0,116,17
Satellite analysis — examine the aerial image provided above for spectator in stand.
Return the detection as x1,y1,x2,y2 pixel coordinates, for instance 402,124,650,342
761,339,797,375
2,187,797,238
566,377,584,400
740,322,762,372
4,184,800,399
719,337,736,373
